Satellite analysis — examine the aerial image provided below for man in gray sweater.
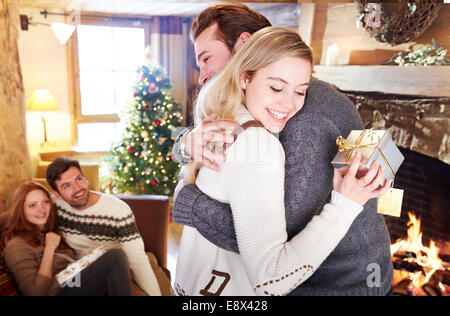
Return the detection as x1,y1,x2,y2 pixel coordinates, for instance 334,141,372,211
172,4,393,296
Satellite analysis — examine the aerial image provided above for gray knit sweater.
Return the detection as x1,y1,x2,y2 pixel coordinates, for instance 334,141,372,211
172,78,393,296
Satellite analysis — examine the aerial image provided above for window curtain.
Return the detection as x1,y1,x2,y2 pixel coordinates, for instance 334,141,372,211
150,17,191,118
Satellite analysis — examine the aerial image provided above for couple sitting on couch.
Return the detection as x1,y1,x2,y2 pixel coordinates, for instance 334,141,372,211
1,156,167,296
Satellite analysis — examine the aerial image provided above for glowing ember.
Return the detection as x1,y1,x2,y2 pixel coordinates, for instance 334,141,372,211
391,212,448,295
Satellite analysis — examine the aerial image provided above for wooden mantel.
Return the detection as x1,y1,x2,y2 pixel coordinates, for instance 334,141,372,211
313,66,450,97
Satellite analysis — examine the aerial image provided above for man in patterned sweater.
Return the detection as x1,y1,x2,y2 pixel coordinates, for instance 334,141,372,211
46,157,162,296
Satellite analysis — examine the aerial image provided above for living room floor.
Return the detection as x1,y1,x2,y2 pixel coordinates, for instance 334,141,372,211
167,222,183,286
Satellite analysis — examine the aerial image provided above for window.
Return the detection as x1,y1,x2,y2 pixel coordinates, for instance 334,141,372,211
72,20,149,151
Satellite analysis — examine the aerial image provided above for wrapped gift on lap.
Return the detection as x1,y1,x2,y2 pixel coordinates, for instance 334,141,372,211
55,245,108,288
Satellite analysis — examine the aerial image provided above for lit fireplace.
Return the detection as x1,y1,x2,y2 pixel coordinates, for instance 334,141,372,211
391,212,450,296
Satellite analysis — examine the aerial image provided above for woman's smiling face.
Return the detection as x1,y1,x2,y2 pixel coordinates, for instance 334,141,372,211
23,189,51,230
240,56,311,133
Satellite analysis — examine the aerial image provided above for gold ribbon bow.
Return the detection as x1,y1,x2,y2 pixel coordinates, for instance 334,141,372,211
336,129,396,180
336,129,379,162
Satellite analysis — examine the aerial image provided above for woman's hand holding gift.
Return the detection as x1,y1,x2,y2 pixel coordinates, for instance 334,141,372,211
333,152,392,206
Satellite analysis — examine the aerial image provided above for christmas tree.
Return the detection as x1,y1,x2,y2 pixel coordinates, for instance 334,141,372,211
102,50,183,196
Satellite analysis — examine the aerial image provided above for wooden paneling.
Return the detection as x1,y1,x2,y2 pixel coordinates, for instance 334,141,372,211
19,0,299,17
305,3,450,66
309,3,328,65
298,3,315,46
321,3,403,65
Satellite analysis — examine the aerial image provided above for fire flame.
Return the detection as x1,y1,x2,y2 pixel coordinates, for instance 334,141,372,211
391,212,446,294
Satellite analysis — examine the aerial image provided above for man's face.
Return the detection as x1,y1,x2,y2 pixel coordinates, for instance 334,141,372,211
195,23,233,86
54,166,90,209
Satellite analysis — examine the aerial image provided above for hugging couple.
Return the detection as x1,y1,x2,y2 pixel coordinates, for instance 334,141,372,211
171,4,394,296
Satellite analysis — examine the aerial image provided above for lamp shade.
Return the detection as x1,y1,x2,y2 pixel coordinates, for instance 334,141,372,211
26,89,60,111
51,23,75,45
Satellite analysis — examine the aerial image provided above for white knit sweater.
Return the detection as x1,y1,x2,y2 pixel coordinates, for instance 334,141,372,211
175,106,363,296
54,193,162,296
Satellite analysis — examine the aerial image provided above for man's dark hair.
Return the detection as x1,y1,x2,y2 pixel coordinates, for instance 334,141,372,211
46,156,84,192
190,3,271,51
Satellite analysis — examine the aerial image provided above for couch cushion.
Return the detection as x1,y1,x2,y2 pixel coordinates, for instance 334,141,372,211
115,195,169,268
0,211,19,296
0,260,19,296
130,252,172,296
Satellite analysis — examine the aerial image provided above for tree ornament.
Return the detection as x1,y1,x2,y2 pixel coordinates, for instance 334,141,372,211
149,82,159,94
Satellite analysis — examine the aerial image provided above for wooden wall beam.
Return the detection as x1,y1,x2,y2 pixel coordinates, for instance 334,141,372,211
313,65,450,97
0,0,32,212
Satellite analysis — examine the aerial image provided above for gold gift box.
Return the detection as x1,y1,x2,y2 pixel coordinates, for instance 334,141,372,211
331,129,405,181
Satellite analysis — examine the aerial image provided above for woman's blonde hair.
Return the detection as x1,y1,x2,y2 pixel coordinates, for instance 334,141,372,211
183,27,313,183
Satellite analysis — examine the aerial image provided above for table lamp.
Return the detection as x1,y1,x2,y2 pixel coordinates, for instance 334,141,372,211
26,89,60,145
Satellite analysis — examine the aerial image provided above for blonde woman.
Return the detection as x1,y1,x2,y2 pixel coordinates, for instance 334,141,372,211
175,27,391,296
